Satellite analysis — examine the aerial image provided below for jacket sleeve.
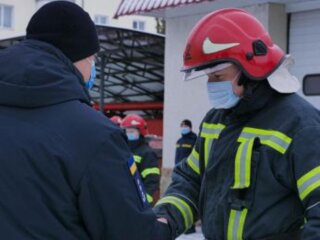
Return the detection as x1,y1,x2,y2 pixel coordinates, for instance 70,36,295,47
77,130,170,240
154,136,202,238
141,149,160,204
290,126,320,240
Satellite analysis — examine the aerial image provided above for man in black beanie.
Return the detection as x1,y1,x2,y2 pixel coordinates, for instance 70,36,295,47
0,1,170,239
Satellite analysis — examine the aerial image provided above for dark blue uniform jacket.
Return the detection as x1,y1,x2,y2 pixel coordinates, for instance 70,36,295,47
175,132,197,165
0,40,169,240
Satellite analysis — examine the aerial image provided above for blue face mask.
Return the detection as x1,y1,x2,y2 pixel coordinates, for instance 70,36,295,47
85,60,96,90
207,80,240,109
127,133,139,141
181,127,190,135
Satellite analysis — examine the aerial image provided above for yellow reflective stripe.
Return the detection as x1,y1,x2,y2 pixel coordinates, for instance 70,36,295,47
156,196,193,230
227,208,248,240
181,144,192,148
202,122,225,130
298,166,320,200
186,148,200,175
204,138,213,168
141,167,160,178
130,162,137,175
146,193,153,203
133,155,142,163
260,139,285,154
240,127,292,154
200,122,225,167
232,138,254,189
242,127,291,144
200,122,225,138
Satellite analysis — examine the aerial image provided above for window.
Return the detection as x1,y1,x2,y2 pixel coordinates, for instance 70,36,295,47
94,15,108,26
0,4,13,28
303,74,320,96
133,20,145,31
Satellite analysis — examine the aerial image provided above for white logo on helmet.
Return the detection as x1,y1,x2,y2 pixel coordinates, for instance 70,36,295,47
202,37,240,55
131,120,140,126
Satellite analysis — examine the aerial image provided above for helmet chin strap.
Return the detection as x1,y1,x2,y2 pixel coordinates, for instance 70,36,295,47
238,73,262,100
237,73,248,87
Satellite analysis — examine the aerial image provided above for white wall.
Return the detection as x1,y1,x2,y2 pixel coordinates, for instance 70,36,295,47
0,0,35,39
163,14,210,169
162,3,287,169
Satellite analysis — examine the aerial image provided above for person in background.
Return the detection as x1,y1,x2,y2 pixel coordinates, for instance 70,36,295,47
154,8,320,240
174,119,197,234
175,119,197,165
0,2,170,239
110,115,122,126
121,114,160,205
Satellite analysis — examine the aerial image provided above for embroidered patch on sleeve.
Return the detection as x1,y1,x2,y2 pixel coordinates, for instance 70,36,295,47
127,156,147,206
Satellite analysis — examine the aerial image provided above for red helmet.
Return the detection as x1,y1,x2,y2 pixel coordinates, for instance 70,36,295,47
182,8,284,80
110,116,122,125
121,114,148,136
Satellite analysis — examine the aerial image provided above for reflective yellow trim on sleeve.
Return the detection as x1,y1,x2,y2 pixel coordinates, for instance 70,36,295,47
186,148,200,175
133,155,142,164
298,166,320,201
156,196,193,230
146,193,153,203
227,208,248,240
141,167,160,178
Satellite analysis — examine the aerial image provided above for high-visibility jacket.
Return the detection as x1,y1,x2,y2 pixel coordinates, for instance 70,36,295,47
128,137,160,204
175,131,197,165
155,82,320,240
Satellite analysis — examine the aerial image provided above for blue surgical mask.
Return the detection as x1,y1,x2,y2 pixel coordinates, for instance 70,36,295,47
181,127,190,135
207,80,240,109
85,60,96,90
127,133,139,141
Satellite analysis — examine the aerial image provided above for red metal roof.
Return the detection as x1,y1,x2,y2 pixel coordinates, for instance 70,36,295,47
114,0,211,18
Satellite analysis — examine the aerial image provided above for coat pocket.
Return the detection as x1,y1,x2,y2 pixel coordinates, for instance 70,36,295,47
228,139,261,210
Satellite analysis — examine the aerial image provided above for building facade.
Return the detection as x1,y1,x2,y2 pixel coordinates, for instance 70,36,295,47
0,0,157,40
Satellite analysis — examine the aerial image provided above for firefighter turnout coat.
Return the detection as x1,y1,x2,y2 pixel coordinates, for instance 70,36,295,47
155,82,320,240
129,137,160,204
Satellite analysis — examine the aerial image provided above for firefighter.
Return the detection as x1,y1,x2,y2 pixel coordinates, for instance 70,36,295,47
154,8,320,240
0,2,170,239
110,115,122,126
174,119,197,234
175,119,197,166
121,114,160,205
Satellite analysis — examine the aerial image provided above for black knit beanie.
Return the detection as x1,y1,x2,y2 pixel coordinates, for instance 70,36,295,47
26,1,100,62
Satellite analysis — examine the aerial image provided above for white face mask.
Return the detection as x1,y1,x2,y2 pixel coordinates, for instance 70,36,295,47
207,80,240,109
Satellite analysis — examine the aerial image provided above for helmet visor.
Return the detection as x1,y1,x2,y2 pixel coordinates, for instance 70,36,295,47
183,62,233,81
